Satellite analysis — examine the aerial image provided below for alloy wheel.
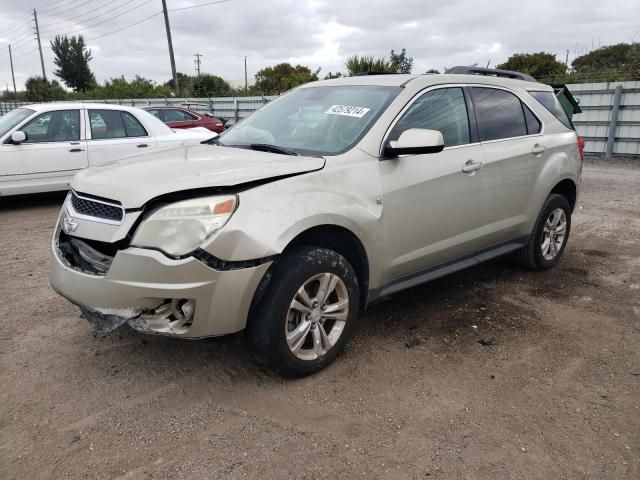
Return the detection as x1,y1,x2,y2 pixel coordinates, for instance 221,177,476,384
541,208,567,261
285,272,349,361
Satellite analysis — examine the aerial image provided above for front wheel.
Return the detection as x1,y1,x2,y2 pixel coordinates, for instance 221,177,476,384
246,246,360,377
512,193,572,270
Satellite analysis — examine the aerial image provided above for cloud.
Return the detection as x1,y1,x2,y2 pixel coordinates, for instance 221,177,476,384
0,0,638,91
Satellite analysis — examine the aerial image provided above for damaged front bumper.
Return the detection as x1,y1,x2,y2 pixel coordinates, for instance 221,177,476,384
50,234,271,338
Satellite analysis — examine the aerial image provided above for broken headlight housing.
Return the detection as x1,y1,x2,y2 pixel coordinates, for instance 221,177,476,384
131,195,237,256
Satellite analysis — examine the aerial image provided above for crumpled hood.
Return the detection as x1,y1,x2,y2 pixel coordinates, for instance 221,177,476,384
71,144,325,208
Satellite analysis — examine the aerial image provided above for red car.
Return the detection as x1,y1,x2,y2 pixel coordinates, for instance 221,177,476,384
144,106,224,133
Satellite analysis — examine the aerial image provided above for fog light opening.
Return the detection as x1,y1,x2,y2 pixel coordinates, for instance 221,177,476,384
132,298,196,334
172,299,195,327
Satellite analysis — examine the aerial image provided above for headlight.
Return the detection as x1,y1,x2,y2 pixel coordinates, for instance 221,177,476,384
131,195,237,256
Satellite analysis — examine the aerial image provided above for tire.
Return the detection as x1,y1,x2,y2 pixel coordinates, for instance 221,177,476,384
512,193,572,270
246,246,360,377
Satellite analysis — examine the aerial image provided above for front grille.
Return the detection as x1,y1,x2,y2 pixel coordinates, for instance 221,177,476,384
71,192,123,223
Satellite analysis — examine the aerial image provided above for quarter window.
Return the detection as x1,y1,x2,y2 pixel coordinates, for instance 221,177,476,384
21,110,80,143
523,103,542,135
471,87,527,141
89,110,148,139
530,91,573,129
391,87,470,147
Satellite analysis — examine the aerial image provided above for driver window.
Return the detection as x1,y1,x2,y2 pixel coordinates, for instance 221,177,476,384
391,88,470,147
21,110,80,143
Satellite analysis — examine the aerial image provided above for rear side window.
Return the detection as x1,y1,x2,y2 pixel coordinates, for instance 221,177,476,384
530,91,573,130
164,109,198,122
122,112,147,137
391,87,470,147
89,110,148,139
471,87,527,141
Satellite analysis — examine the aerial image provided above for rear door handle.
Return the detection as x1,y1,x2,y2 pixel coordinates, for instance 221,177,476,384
69,148,85,153
137,143,149,148
462,159,483,173
532,144,546,155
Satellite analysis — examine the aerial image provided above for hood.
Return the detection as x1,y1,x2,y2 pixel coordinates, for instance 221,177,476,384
72,144,325,208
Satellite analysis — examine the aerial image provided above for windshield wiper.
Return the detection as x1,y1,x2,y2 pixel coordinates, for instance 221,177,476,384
247,143,300,156
201,137,223,145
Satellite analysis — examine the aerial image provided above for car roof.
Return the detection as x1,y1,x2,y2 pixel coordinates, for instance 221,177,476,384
20,103,148,113
304,73,551,91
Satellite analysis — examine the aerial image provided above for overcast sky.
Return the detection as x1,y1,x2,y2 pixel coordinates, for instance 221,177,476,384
1,0,639,91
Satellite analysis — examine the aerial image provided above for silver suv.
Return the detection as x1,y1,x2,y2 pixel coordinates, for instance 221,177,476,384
50,71,583,376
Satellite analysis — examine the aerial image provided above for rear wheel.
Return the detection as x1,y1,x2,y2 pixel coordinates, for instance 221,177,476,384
246,246,360,377
512,193,572,270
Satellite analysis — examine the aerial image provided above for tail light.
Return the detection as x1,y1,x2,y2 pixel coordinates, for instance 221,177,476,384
577,136,585,161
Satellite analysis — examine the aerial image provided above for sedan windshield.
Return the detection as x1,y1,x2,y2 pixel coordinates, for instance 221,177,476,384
219,85,401,156
0,108,35,139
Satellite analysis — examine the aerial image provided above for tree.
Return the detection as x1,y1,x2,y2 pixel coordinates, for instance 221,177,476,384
572,43,638,72
345,55,392,76
324,72,344,80
50,35,95,92
192,74,232,96
254,63,320,93
425,69,440,74
165,72,193,97
497,52,566,79
389,48,413,74
24,76,67,101
345,49,413,76
81,76,171,99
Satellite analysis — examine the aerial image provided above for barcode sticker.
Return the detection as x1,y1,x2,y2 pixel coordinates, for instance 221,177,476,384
325,105,371,118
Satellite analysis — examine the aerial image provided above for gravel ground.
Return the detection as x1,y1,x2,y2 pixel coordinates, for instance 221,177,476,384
1,157,639,479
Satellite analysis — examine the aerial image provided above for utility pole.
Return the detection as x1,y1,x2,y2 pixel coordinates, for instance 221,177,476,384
161,0,179,93
194,53,202,76
8,45,18,101
244,56,248,90
33,9,46,80
565,49,570,71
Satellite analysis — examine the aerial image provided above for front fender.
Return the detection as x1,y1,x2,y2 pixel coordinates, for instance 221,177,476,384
201,157,384,284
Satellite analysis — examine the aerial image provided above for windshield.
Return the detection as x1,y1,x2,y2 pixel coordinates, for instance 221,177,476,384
219,85,401,156
0,108,35,139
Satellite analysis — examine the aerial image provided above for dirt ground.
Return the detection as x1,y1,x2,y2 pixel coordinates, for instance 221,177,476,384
1,157,639,479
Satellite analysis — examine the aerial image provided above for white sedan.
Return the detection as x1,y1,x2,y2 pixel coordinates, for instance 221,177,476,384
0,103,216,196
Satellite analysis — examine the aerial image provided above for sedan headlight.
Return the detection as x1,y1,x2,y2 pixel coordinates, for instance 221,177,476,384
131,195,237,256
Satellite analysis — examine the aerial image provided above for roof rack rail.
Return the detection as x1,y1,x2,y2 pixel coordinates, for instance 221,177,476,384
445,66,537,83
355,71,396,76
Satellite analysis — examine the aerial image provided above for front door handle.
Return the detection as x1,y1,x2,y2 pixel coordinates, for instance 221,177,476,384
532,144,546,155
137,143,149,148
69,148,85,153
462,159,483,173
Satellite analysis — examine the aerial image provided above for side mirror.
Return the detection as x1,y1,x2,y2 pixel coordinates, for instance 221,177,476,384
204,113,214,118
10,131,27,144
384,128,444,157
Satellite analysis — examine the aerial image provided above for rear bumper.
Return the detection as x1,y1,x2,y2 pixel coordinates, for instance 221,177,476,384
49,233,271,338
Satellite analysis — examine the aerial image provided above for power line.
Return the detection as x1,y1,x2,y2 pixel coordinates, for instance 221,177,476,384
33,0,80,10
39,0,122,29
0,14,33,38
170,0,231,13
38,0,92,15
40,0,97,20
40,0,156,38
85,11,163,41
83,0,234,43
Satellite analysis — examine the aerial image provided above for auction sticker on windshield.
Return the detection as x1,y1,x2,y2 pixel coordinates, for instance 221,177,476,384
325,105,371,118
